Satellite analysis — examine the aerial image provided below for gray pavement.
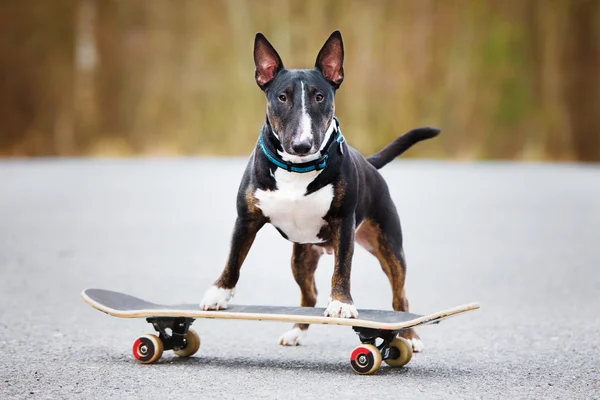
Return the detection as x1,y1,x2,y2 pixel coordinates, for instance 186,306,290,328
0,158,599,399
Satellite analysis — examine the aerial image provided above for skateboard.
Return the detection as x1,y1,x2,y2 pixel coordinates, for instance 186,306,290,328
81,288,480,375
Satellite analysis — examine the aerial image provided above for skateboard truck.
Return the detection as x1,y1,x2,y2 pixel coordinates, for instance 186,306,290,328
350,326,414,374
131,317,201,364
147,317,194,350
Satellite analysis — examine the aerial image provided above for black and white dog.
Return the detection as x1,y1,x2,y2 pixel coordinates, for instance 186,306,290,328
200,30,439,351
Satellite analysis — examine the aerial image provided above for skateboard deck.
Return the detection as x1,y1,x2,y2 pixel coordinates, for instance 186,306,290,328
82,288,479,330
81,288,480,375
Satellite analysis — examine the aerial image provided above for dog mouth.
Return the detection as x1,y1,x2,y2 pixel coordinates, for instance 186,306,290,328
274,119,336,162
280,147,321,163
280,121,335,161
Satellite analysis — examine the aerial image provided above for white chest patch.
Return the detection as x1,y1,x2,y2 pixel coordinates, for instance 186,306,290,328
255,169,333,244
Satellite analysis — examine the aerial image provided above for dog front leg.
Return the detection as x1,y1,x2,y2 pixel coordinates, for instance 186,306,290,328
324,215,358,318
200,217,264,310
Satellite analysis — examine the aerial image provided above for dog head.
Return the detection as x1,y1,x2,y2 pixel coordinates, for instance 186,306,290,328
254,31,344,161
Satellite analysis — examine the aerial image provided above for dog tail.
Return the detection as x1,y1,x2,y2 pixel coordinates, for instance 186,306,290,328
366,127,440,169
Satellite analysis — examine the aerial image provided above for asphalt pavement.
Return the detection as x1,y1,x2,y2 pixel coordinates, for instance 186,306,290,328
1,158,599,399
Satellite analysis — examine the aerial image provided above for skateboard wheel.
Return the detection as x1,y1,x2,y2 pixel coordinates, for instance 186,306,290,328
132,334,163,364
350,344,382,375
173,329,201,357
384,337,413,367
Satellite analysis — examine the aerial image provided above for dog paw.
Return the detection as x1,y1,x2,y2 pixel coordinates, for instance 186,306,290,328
278,327,305,346
399,334,424,352
409,337,424,352
324,300,358,318
199,286,234,310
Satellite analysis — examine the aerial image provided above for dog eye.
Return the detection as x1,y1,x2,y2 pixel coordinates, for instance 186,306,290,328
315,93,324,102
278,94,287,102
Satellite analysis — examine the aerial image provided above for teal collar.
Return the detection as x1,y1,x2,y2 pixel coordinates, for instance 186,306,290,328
259,118,345,173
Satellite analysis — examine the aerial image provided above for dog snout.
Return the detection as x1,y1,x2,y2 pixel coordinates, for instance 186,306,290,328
291,139,312,155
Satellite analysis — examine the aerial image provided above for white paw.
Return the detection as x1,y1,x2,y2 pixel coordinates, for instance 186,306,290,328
278,327,305,346
324,300,358,318
199,286,234,310
409,337,424,352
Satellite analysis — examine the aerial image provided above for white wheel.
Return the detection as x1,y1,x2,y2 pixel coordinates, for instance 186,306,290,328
173,329,201,357
384,337,413,367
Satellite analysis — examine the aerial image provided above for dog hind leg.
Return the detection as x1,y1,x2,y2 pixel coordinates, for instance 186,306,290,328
278,244,323,346
355,218,424,352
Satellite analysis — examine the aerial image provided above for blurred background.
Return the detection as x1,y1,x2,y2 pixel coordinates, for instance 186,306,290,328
0,0,598,161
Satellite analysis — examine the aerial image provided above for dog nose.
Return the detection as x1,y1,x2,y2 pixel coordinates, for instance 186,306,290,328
291,139,312,155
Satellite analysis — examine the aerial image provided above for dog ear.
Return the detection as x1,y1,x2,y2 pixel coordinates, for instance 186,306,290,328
254,33,284,90
315,30,344,88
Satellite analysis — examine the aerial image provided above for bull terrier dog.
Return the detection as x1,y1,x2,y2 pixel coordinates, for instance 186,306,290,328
200,30,440,352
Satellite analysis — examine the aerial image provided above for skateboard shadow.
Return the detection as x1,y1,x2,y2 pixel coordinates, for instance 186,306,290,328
105,351,479,378
162,354,348,374
148,354,471,377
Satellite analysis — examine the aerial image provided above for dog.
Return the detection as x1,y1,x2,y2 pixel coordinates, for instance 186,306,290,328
199,30,439,352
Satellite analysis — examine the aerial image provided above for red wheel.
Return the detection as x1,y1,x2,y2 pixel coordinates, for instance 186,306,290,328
350,344,382,375
132,334,163,364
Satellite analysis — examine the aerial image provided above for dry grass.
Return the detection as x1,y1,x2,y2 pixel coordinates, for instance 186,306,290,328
0,0,598,161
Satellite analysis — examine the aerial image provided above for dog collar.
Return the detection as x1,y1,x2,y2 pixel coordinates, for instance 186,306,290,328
259,117,345,173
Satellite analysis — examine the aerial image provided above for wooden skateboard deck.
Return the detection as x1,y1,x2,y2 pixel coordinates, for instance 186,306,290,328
81,288,480,330
81,288,480,375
